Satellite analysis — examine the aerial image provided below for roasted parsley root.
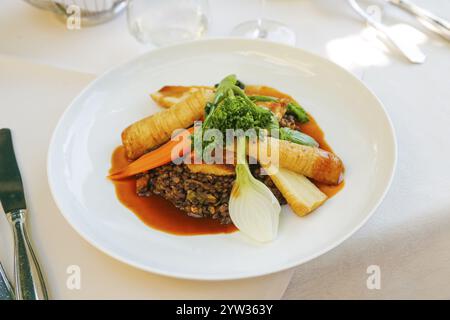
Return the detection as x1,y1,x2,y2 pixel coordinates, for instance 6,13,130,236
122,89,214,160
150,85,214,108
185,163,235,176
254,137,344,185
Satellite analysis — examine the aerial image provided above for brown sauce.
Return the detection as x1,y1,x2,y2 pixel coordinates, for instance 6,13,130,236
110,147,237,235
110,88,343,236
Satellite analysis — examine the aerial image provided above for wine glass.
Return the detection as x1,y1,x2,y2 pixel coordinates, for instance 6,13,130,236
127,0,209,47
231,0,296,46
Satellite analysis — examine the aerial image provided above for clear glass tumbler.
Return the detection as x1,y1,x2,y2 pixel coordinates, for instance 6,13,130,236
127,0,209,47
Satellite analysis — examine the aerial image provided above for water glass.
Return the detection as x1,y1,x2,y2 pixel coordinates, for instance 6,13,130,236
127,0,209,47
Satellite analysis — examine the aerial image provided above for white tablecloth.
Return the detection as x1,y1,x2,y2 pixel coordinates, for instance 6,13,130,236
1,0,449,299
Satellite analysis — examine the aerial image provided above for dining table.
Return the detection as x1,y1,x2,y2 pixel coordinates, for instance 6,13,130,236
0,0,449,299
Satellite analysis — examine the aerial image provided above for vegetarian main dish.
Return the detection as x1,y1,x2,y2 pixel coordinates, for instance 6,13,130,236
109,75,344,243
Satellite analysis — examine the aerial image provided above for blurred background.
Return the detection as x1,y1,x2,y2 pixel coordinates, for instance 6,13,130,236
2,0,448,75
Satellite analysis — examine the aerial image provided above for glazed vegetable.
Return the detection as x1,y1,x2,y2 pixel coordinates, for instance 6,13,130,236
120,75,343,184
205,76,317,148
264,112,319,147
245,85,293,101
279,127,319,148
110,128,194,180
215,79,245,89
229,137,281,242
255,137,344,185
286,101,309,123
250,95,309,123
249,95,278,103
264,166,327,216
185,163,235,176
122,89,214,160
250,96,287,119
202,75,274,139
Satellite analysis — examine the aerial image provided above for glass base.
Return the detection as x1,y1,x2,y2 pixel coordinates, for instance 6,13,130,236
231,19,296,46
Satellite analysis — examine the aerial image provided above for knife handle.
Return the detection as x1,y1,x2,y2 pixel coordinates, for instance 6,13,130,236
7,209,48,300
0,262,14,300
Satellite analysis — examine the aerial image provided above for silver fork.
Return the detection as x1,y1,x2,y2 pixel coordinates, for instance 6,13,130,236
387,0,450,42
348,0,426,64
0,262,14,300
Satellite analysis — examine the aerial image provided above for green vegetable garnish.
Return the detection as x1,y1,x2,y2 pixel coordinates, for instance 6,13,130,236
214,79,245,90
250,95,309,124
249,95,278,103
206,96,273,133
261,108,317,147
204,102,215,116
279,127,319,147
286,101,309,123
203,75,274,141
203,75,316,148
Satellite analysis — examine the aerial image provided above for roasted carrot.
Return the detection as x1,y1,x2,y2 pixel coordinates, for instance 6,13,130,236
109,127,194,180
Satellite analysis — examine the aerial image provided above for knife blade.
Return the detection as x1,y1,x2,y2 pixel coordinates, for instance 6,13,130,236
0,128,48,300
0,129,27,213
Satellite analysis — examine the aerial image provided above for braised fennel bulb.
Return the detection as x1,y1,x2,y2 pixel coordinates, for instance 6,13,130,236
264,166,327,217
229,137,281,242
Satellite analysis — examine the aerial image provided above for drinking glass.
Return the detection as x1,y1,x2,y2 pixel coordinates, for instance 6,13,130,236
231,0,296,46
127,0,209,47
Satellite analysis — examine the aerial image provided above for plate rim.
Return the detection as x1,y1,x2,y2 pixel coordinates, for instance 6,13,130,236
47,38,398,280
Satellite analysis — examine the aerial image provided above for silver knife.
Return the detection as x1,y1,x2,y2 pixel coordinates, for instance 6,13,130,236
0,128,48,300
0,262,14,300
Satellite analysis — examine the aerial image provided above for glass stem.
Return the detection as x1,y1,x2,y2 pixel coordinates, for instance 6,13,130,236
256,0,267,38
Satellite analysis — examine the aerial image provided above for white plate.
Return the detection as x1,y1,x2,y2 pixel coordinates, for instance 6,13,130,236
48,39,396,280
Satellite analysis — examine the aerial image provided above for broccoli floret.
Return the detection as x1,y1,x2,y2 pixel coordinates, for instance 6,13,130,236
204,95,273,135
204,75,314,149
